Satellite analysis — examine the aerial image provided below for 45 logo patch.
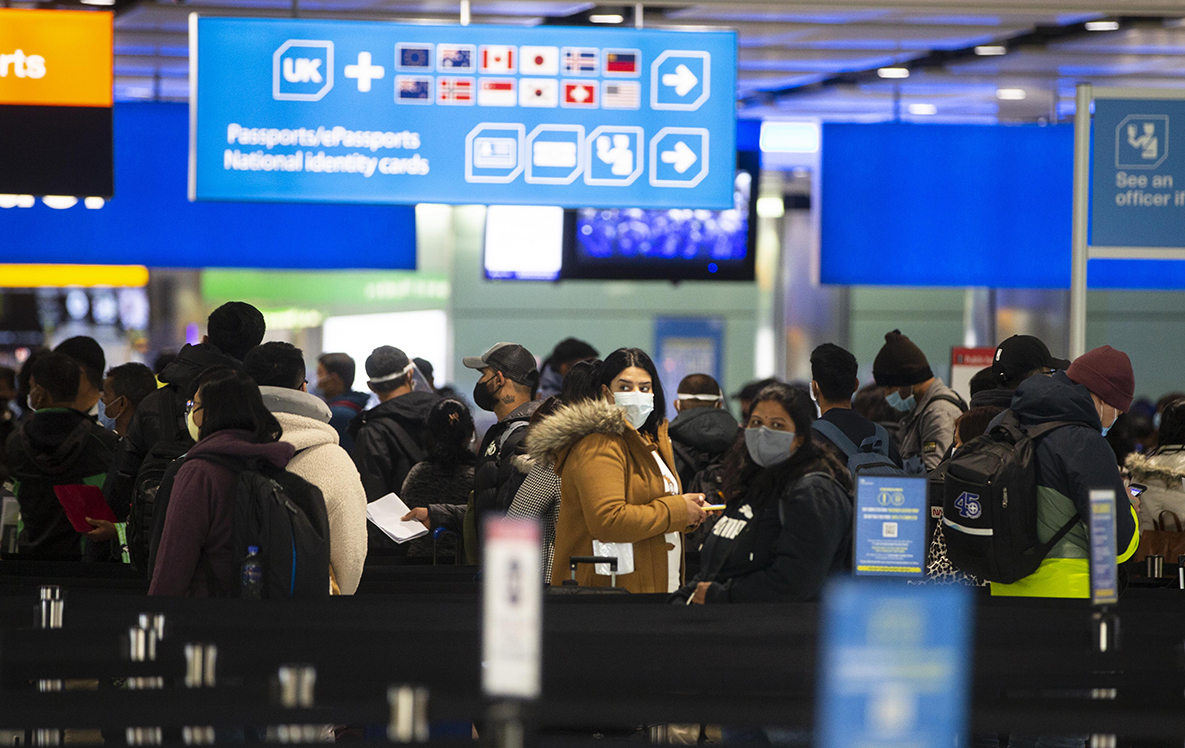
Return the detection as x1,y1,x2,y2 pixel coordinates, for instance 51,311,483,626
954,491,982,520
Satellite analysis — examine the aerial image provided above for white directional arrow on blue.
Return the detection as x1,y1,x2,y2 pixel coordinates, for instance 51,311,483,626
660,140,698,174
661,64,699,96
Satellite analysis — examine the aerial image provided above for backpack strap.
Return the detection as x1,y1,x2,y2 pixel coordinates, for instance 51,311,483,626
497,419,530,451
925,392,969,415
383,418,426,465
811,420,859,458
859,423,891,457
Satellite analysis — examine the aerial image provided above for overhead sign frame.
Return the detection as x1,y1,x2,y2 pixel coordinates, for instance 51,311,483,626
187,15,737,209
1070,84,1185,357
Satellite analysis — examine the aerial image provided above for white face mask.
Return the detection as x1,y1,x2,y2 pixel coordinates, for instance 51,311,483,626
613,391,654,430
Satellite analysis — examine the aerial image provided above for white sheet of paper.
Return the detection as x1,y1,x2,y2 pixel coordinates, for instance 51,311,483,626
366,492,429,544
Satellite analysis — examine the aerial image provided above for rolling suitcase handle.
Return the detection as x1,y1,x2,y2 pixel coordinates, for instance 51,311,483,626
567,556,619,587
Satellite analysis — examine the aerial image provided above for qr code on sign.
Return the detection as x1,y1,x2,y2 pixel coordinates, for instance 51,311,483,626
882,523,898,538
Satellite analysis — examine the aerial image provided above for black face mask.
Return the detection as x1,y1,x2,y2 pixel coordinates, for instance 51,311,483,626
473,376,498,412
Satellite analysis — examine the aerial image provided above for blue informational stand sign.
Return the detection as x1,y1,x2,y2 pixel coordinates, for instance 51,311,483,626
1089,489,1119,606
854,476,927,577
1092,99,1185,249
817,580,973,748
190,17,737,209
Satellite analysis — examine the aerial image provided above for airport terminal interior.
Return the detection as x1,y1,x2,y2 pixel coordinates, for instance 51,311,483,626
5,0,1185,746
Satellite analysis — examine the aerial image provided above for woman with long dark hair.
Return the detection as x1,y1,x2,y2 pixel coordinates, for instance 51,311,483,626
399,399,477,560
537,348,708,593
150,367,291,596
673,382,854,604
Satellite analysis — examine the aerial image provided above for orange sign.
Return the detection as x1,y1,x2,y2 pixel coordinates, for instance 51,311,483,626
0,9,112,107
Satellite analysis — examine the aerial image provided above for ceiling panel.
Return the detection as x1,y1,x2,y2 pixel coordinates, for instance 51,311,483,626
104,0,1185,122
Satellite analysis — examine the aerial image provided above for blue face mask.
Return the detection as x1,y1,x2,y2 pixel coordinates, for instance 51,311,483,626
97,398,117,431
886,390,916,413
1154,412,1163,430
744,426,797,468
1101,425,1112,438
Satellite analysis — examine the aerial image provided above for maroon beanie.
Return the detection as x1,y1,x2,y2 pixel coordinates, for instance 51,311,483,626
872,330,934,387
1066,345,1134,412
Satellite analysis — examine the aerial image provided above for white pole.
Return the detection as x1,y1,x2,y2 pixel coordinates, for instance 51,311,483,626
1069,83,1092,360
635,3,643,29
460,0,470,26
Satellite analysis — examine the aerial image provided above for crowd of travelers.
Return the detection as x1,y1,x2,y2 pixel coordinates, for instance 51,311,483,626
0,301,1168,612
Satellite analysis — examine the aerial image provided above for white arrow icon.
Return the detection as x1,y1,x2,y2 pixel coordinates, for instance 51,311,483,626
661,64,698,96
660,140,697,174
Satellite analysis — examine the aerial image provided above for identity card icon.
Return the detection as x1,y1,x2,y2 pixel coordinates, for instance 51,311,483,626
526,125,585,185
649,127,709,188
273,40,334,101
466,123,526,183
1116,114,1169,169
650,51,710,111
583,126,644,186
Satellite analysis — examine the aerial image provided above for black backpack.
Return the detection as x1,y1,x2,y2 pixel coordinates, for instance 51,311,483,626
128,392,191,571
941,410,1077,584
189,453,331,599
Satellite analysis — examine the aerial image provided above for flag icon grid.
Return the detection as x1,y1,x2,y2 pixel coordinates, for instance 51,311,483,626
391,43,647,108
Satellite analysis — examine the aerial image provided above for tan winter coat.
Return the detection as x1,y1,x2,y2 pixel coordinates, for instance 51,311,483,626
1126,447,1185,533
527,398,690,593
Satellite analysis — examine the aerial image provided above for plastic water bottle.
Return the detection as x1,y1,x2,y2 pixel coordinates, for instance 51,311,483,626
241,546,263,599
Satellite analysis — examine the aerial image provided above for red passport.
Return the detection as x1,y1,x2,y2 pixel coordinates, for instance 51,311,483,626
53,485,118,534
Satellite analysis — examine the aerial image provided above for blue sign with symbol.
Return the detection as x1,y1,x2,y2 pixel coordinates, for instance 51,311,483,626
1091,98,1185,249
191,17,737,209
817,580,973,748
1088,489,1119,606
854,477,927,578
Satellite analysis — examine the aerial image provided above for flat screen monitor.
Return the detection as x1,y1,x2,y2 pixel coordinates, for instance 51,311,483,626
483,205,565,281
561,151,759,282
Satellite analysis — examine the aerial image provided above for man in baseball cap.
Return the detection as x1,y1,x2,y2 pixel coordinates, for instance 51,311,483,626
448,343,540,562
991,344,1138,599
971,334,1071,409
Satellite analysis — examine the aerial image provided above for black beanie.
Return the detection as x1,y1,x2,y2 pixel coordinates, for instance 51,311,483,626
873,330,933,387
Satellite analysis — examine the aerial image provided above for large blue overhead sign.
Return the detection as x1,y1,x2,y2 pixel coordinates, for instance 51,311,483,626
190,17,737,209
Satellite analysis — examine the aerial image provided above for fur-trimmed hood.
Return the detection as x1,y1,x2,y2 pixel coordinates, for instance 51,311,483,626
1126,448,1185,484
525,398,628,468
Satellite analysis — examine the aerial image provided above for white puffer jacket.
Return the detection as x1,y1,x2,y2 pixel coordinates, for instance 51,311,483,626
261,387,369,594
1125,446,1185,533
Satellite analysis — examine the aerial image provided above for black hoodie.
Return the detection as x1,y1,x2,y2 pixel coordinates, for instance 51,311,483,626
349,390,442,503
668,407,739,489
6,408,118,559
102,342,241,520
